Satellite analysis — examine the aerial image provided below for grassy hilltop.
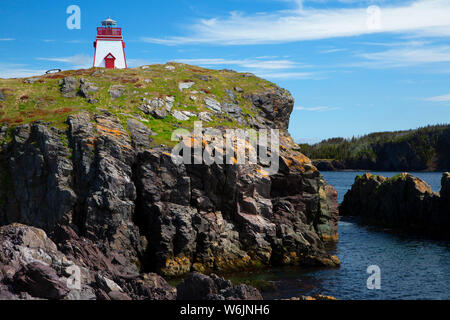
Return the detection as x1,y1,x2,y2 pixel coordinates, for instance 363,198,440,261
0,63,278,146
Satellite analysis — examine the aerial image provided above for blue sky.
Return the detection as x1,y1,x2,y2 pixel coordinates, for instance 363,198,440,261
1,0,450,143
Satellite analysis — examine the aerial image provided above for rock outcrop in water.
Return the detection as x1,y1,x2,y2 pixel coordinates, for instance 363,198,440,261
0,65,339,299
340,172,450,239
303,125,450,172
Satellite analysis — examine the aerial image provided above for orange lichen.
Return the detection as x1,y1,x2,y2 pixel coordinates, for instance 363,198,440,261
96,124,127,138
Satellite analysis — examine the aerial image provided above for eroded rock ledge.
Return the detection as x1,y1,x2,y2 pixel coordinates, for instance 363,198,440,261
340,172,450,239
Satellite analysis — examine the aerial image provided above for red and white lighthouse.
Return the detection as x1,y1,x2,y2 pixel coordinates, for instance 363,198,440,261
93,17,127,69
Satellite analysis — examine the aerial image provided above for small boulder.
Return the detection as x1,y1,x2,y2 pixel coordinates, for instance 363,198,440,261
127,118,154,148
177,273,263,300
172,110,190,121
165,96,175,111
204,97,222,113
12,262,70,300
225,89,236,101
198,112,213,122
179,81,195,91
109,85,126,99
95,274,123,293
60,77,79,98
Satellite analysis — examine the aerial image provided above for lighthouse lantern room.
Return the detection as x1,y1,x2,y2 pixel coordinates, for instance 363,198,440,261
93,17,127,69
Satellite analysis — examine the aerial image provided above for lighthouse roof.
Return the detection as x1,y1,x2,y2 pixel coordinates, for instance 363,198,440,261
102,17,117,26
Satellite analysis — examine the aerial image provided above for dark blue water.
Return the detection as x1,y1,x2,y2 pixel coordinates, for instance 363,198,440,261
230,171,450,300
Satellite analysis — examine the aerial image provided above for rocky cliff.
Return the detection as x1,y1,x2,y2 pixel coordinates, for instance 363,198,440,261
0,63,339,300
340,172,450,239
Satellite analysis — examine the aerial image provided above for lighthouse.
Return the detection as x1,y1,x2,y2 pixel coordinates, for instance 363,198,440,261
93,17,127,69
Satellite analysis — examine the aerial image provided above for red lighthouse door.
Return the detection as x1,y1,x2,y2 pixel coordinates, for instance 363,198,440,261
104,53,116,69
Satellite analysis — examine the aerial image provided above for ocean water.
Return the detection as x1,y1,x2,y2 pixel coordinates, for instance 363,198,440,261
230,171,450,300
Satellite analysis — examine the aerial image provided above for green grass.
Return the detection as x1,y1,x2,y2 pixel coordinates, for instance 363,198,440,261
0,63,276,146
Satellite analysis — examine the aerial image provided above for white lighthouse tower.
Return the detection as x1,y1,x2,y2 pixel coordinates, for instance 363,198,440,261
93,17,127,69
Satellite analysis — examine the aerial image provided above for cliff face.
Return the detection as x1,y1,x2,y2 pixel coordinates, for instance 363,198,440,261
340,172,450,239
0,64,338,299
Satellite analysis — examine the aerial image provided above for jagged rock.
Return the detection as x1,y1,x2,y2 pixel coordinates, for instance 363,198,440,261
441,172,450,201
204,97,222,113
108,291,132,300
248,88,294,130
67,113,144,270
79,79,99,99
112,273,176,300
198,112,213,122
66,286,96,300
109,85,125,99
152,108,169,119
143,97,164,109
0,223,178,300
127,118,154,149
60,77,79,98
225,89,237,101
140,98,171,118
177,273,263,300
0,284,16,300
0,66,341,296
95,274,123,293
50,224,119,276
0,224,63,283
172,110,190,121
194,75,212,82
340,173,449,239
12,261,70,300
132,133,339,277
234,87,243,93
179,81,195,91
0,125,8,140
165,96,175,111
23,78,40,84
222,102,242,122
3,124,77,230
90,70,105,77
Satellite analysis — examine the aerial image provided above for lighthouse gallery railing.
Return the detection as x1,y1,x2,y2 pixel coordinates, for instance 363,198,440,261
97,27,122,36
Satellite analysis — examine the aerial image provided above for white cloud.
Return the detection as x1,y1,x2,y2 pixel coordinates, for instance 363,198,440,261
257,71,320,79
320,48,347,54
127,58,154,68
426,93,450,102
0,63,45,79
360,46,450,66
174,58,302,70
0,38,14,41
142,0,450,45
37,54,93,69
172,57,320,79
